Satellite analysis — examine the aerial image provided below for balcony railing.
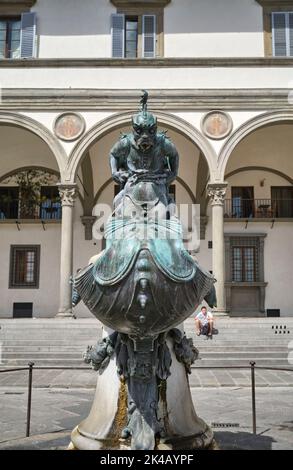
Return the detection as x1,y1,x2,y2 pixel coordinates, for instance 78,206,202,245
0,198,62,220
224,199,293,219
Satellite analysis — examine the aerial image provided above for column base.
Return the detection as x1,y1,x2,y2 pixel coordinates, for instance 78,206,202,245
212,309,229,317
56,311,76,319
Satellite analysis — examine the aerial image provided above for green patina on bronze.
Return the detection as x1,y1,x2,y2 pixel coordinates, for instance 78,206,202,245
72,91,216,450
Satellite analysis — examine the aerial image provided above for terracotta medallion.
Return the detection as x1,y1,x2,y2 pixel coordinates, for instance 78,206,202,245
54,113,85,141
201,111,233,140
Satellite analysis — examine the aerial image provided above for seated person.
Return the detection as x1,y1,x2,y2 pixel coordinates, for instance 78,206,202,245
195,306,214,338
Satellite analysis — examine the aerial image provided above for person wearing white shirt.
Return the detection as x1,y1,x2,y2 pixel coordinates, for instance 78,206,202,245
195,306,214,338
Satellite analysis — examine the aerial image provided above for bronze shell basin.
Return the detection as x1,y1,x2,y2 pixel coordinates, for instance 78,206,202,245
73,219,216,337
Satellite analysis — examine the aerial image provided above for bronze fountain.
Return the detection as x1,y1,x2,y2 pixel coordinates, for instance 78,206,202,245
70,91,216,450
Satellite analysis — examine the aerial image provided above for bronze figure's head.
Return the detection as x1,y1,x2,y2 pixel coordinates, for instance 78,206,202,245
132,90,157,153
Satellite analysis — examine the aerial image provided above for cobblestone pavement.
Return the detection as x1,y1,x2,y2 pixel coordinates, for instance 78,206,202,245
0,367,293,388
0,387,292,450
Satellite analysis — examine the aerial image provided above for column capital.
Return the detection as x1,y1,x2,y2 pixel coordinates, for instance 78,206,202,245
207,183,228,206
58,183,78,207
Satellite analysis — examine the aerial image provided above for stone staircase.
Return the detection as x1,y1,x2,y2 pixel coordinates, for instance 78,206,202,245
0,317,292,369
0,319,100,367
185,318,293,368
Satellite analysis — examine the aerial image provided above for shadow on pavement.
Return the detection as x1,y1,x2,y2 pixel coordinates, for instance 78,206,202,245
215,430,276,450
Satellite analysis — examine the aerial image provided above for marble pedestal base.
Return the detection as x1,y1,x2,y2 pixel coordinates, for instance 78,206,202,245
70,337,214,451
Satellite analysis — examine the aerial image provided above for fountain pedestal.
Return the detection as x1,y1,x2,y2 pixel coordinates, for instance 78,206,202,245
70,329,214,450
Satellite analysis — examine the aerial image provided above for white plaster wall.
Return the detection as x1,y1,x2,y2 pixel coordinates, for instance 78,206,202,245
224,222,293,316
31,0,263,59
0,126,59,178
0,199,98,318
165,0,264,57
32,0,114,58
2,66,293,90
225,124,293,179
0,224,61,318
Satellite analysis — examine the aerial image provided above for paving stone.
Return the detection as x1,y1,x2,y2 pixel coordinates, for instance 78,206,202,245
0,387,292,449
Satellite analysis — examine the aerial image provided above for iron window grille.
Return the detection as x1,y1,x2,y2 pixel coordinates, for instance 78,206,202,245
230,237,260,283
9,245,40,289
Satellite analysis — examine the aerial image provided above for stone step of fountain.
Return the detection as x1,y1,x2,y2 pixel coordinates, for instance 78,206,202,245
0,318,292,368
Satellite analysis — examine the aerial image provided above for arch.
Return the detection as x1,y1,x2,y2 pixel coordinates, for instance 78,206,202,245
225,166,293,185
218,110,293,181
66,111,217,183
0,166,60,184
0,112,67,175
0,165,85,209
93,175,197,206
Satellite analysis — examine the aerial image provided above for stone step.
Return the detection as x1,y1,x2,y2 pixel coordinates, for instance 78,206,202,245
1,359,290,368
1,318,292,368
1,344,289,351
1,336,289,343
2,349,290,359
2,330,292,337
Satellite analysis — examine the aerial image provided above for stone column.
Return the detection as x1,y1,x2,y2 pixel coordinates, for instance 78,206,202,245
207,183,228,315
56,184,77,318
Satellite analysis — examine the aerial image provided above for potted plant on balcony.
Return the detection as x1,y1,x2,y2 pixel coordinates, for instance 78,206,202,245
4,169,58,219
40,195,61,217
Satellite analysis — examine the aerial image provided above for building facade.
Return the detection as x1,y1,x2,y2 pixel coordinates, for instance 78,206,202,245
0,0,293,318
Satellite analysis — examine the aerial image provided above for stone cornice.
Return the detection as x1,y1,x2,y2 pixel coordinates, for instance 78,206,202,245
0,0,36,12
0,88,292,111
0,0,36,5
1,57,293,67
255,0,293,6
110,0,171,7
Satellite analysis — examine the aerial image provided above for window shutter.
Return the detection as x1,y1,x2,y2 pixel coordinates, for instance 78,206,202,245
111,14,125,58
142,15,156,58
20,12,37,58
272,12,287,56
289,13,293,56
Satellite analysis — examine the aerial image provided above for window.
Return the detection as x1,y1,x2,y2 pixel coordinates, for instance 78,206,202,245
232,246,256,282
40,186,62,220
110,0,168,58
231,187,254,218
271,186,293,217
230,237,260,283
9,245,40,288
111,13,157,58
0,187,19,219
0,18,21,58
256,1,293,56
125,16,138,58
272,12,293,56
0,12,36,59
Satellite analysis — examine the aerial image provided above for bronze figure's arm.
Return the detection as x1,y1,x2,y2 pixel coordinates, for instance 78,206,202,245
164,138,179,185
109,137,130,186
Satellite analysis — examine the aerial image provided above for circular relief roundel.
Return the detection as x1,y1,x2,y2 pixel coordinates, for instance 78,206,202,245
201,110,233,140
54,113,86,142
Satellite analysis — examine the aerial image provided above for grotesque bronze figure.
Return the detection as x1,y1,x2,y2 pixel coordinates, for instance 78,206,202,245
71,92,216,450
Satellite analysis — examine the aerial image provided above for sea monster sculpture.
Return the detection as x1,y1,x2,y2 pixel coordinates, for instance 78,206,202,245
70,91,217,450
